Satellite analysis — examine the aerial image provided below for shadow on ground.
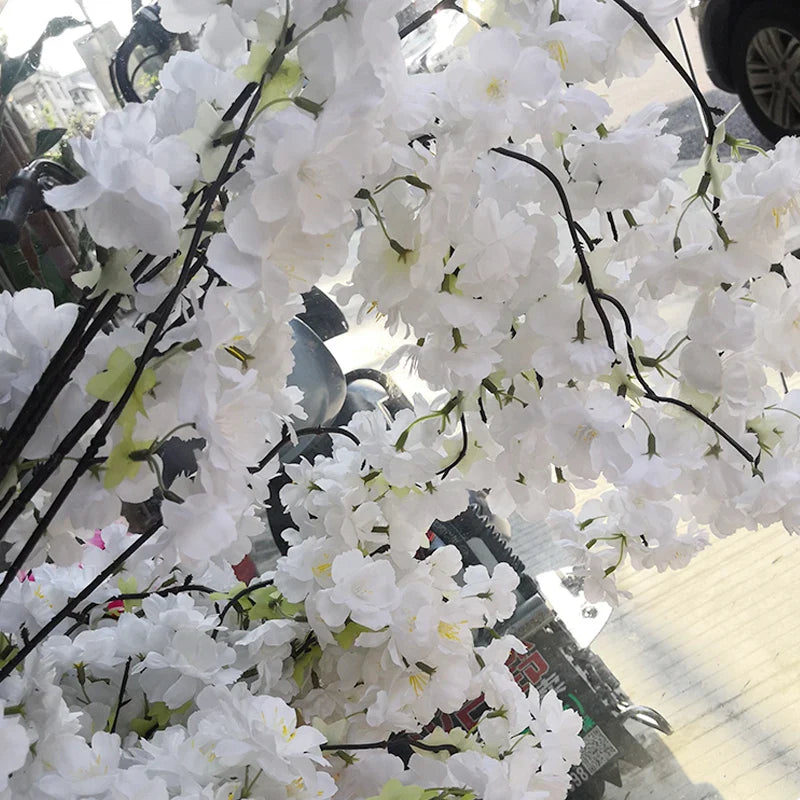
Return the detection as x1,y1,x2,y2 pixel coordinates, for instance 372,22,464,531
604,732,724,800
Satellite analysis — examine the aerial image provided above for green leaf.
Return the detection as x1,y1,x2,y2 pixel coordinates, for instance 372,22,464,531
367,780,427,800
117,575,138,594
72,249,136,298
86,348,138,403
246,585,282,619
129,717,154,738
90,248,137,298
248,586,304,621
116,576,140,612
34,127,66,157
680,122,731,200
71,262,102,292
0,17,84,97
103,435,154,490
129,698,191,738
235,43,272,84
86,347,157,437
255,58,302,115
292,645,321,688
0,633,19,670
333,621,372,650
394,430,409,452
209,582,247,602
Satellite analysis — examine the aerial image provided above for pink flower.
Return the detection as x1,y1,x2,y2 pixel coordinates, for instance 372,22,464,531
88,529,106,550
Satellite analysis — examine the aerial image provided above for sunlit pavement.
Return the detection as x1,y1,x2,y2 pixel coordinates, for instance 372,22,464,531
595,526,800,799
513,514,800,800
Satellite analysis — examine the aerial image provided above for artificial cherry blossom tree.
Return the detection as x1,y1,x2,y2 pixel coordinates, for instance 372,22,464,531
0,0,796,797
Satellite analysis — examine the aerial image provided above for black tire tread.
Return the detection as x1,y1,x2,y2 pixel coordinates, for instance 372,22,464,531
731,0,800,142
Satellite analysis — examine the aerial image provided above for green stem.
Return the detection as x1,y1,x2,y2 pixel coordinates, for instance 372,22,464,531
764,405,800,424
672,193,701,251
366,196,394,245
394,411,447,450
658,335,690,362
156,422,197,444
250,95,295,123
373,175,412,193
631,410,652,433
149,339,201,371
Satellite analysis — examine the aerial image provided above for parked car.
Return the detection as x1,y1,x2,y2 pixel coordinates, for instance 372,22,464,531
691,0,800,142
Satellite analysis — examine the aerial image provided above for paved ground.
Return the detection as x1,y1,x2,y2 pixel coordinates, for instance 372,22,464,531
596,527,800,800
512,514,800,800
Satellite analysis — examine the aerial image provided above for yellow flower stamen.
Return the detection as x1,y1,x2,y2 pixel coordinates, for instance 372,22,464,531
547,40,568,70
485,77,507,100
408,672,429,696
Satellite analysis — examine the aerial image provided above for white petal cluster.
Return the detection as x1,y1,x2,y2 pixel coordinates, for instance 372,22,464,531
46,104,198,255
3,0,800,798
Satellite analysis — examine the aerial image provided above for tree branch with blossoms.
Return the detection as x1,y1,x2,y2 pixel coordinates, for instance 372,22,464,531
0,0,797,798
491,145,757,467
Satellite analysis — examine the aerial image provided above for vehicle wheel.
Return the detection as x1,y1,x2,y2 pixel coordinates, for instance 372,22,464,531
731,1,800,142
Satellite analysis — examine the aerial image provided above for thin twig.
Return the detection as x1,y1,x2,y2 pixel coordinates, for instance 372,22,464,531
222,82,259,122
0,294,102,484
321,738,460,755
609,0,717,144
674,16,707,139
109,657,132,734
248,426,361,475
0,251,156,493
66,583,217,635
567,217,597,252
0,39,281,604
0,399,109,595
491,146,755,468
0,520,162,681
595,290,757,465
492,146,617,353
436,414,468,479
399,0,460,39
212,579,275,638
0,288,131,539
607,211,619,243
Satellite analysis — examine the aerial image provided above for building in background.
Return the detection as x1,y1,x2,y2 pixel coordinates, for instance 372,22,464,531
10,67,109,133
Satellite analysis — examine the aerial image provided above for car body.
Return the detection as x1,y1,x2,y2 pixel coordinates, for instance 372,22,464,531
691,0,800,141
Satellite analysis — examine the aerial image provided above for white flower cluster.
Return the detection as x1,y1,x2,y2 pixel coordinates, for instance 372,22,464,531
0,0,799,796
0,519,580,799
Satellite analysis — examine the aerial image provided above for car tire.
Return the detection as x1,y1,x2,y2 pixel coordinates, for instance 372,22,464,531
731,1,800,142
